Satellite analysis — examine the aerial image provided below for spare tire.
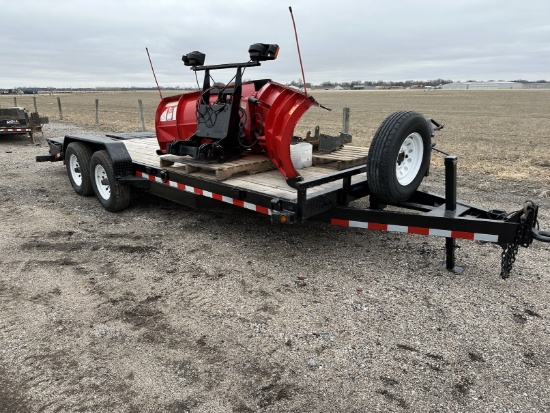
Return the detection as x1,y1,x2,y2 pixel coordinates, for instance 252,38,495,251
367,111,431,203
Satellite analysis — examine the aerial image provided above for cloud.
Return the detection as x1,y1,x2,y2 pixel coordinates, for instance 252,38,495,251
1,0,548,87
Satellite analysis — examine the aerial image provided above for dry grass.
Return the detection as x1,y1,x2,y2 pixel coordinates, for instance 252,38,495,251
3,89,549,185
1,90,168,133
296,90,550,185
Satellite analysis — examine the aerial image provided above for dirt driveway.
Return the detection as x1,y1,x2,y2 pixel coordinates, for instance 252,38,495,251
1,123,548,412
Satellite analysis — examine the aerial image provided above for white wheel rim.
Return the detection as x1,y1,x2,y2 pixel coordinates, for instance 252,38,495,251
396,132,424,186
94,164,111,200
69,154,83,186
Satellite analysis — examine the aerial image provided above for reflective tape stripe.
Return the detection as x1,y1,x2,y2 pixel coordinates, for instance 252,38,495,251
0,128,31,132
331,219,499,242
135,171,271,215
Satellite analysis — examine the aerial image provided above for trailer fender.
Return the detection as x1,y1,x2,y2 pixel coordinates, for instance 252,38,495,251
63,136,134,179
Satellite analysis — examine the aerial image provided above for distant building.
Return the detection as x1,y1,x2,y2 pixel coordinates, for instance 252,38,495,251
522,82,550,89
352,84,375,90
0,88,24,94
442,82,523,90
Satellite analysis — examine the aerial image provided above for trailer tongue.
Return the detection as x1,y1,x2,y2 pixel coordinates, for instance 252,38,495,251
36,44,549,278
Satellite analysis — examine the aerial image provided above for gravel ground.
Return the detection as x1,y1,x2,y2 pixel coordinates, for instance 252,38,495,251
0,122,548,413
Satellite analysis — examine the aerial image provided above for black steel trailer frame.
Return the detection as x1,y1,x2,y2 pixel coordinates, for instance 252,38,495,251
37,132,550,279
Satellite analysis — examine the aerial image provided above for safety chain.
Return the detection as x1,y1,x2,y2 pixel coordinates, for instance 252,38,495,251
500,240,520,279
500,213,527,279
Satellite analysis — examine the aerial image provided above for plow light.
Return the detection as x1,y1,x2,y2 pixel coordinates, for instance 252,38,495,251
182,51,206,67
248,43,279,62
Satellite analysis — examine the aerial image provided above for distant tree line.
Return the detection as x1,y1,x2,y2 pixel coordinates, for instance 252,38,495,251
0,86,192,95
288,79,453,88
311,79,455,88
288,78,548,89
2,79,548,94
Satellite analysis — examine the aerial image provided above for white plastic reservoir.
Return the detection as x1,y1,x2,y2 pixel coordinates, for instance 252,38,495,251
290,142,313,169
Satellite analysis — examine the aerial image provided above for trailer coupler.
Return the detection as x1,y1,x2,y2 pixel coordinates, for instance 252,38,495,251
500,200,549,278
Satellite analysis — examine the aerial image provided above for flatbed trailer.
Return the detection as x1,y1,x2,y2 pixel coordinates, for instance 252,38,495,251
37,131,549,278
34,41,550,277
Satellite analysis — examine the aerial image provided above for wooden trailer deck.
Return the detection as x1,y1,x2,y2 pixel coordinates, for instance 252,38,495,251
123,137,369,201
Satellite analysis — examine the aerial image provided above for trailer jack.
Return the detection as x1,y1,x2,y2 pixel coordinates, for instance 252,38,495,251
431,156,548,278
441,156,465,274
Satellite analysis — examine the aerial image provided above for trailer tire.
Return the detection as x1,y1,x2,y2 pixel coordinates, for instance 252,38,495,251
367,111,431,203
65,142,94,196
90,150,131,212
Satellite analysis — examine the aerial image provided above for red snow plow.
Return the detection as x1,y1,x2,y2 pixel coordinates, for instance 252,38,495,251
155,43,321,187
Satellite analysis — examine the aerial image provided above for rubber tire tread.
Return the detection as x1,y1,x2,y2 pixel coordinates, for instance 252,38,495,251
65,142,94,196
90,150,131,212
367,111,431,203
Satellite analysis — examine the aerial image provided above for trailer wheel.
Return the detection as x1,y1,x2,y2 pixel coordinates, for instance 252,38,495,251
367,111,432,203
65,142,94,196
90,150,131,212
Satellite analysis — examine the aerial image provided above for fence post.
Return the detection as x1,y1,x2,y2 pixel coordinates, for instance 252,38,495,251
57,97,63,120
13,96,17,107
138,99,146,131
342,107,350,134
95,99,99,125
33,96,38,113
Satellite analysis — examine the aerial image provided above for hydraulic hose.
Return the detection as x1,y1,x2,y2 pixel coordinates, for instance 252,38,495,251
532,228,550,243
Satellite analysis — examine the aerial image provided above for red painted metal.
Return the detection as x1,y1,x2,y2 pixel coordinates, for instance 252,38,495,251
257,82,315,181
155,90,200,150
155,80,314,183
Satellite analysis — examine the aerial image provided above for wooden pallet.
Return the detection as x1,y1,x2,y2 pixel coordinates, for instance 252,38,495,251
123,138,369,181
312,145,369,170
159,152,276,180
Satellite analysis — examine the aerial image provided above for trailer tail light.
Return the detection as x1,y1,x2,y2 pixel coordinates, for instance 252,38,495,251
270,210,295,224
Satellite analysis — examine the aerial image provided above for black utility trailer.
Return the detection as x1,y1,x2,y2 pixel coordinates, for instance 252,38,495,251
37,131,549,278
0,107,48,144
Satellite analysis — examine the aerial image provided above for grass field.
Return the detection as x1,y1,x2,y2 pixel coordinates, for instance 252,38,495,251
3,89,549,187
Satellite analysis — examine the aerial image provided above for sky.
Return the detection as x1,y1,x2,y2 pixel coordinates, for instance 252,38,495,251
1,0,549,88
